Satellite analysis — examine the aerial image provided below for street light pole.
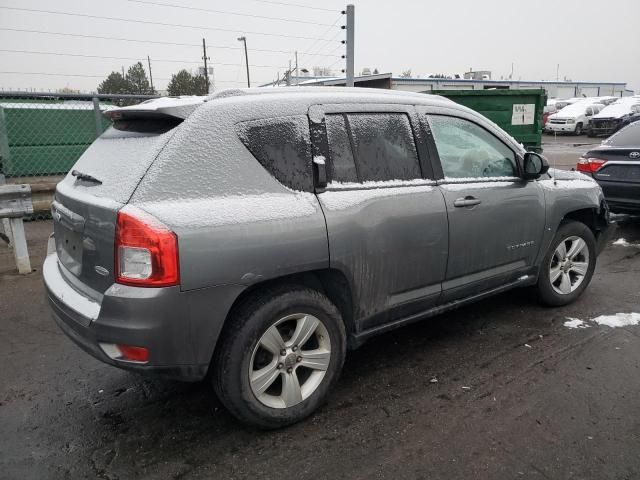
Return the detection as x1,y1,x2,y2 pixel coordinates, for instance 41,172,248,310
238,36,250,88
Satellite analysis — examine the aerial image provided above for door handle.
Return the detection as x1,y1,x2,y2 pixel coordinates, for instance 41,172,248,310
453,196,482,208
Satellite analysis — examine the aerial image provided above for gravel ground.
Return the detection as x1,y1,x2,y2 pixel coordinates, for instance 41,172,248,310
1,218,640,480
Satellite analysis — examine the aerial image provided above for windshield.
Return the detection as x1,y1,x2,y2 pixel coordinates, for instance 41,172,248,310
603,122,640,147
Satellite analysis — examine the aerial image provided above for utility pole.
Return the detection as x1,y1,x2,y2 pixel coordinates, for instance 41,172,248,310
238,36,250,88
147,55,154,94
556,63,560,81
345,4,355,87
286,60,292,86
202,38,210,94
295,51,299,85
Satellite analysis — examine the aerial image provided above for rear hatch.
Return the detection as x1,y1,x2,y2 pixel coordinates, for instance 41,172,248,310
52,97,203,298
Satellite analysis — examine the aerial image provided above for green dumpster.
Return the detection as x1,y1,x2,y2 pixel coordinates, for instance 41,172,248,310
429,89,547,152
0,101,112,177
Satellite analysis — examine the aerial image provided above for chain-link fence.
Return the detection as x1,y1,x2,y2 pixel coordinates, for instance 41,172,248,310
0,92,158,217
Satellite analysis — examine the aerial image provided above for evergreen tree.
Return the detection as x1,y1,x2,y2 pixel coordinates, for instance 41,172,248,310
97,72,131,94
167,70,209,96
126,62,152,95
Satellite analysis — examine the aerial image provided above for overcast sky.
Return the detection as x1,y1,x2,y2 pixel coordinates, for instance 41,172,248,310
0,0,638,93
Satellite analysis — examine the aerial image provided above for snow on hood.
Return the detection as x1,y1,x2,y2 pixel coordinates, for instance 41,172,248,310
593,98,640,119
549,102,601,119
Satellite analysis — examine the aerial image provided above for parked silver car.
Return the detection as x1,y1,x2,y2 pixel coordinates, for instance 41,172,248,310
44,88,613,428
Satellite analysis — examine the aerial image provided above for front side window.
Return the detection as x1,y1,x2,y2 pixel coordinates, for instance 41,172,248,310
428,115,517,179
325,112,422,183
237,115,312,191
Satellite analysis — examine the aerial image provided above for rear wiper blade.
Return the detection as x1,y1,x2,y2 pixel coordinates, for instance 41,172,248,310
71,170,102,184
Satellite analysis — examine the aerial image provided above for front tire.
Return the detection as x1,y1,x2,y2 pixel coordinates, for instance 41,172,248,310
213,286,346,429
536,221,596,306
574,123,583,135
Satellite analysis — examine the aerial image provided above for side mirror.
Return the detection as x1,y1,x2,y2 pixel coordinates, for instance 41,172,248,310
523,152,549,180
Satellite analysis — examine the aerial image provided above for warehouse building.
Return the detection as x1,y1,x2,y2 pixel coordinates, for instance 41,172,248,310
272,72,632,98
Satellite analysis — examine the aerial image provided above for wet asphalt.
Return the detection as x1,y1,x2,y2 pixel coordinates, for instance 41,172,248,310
2,215,640,479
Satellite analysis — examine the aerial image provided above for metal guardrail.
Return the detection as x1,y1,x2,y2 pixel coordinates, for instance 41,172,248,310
1,181,34,274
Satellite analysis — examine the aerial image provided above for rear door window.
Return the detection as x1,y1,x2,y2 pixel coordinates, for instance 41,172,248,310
325,114,358,183
324,112,422,183
237,115,313,191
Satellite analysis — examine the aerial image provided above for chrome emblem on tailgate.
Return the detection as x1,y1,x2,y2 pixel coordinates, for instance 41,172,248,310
630,152,640,159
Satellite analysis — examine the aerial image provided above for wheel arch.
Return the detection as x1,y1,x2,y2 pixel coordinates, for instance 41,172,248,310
207,268,356,373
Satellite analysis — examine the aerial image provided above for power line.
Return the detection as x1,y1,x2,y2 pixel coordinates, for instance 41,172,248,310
298,13,343,59
126,0,339,27
0,6,327,41
0,71,272,84
0,70,167,80
0,48,291,68
251,0,338,12
0,28,341,56
0,49,200,64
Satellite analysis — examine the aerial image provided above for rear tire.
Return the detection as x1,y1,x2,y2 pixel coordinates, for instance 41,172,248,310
213,285,346,429
536,221,596,307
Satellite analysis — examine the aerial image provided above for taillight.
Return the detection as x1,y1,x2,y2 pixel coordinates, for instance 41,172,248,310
577,157,607,174
115,205,179,287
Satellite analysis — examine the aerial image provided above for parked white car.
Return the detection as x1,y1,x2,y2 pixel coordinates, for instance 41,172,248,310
546,102,604,135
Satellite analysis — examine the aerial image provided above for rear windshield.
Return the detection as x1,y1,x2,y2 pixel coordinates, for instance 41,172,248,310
112,117,182,133
603,122,640,147
60,125,176,204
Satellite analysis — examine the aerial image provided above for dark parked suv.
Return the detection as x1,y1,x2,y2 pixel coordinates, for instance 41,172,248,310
44,88,612,428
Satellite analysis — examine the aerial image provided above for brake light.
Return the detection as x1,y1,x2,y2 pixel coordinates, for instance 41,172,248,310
577,157,607,174
115,205,179,287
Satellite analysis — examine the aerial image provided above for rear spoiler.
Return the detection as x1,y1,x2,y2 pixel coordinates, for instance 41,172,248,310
103,96,206,121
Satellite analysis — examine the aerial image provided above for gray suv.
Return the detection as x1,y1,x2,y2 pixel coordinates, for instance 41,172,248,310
44,88,613,428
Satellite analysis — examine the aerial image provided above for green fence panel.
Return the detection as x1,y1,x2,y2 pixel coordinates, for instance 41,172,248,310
0,102,112,177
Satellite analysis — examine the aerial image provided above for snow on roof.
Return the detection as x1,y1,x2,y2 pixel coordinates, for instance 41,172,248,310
550,101,602,117
594,98,640,119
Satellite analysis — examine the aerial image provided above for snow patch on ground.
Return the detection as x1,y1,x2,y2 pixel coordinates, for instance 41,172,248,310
564,318,590,329
565,313,640,329
613,238,640,247
592,313,640,328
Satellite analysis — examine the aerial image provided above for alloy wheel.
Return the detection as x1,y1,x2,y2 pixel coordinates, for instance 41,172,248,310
549,235,590,295
249,313,331,409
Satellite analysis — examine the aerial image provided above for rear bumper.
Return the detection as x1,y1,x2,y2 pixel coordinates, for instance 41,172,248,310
43,253,243,381
596,180,640,214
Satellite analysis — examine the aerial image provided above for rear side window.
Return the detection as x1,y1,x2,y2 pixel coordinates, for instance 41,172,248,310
325,113,421,183
237,115,312,191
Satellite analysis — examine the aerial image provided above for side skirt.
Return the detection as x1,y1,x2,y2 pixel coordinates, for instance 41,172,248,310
348,274,537,349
